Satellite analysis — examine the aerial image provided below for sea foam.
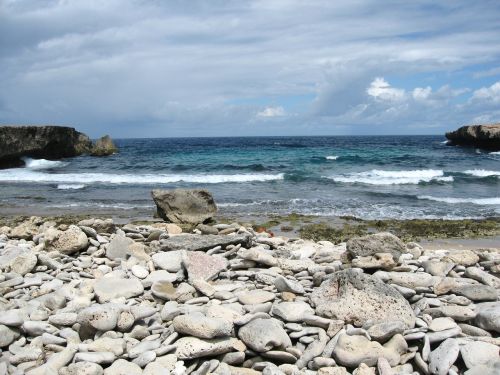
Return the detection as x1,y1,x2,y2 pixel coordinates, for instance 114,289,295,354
325,155,339,160
329,169,452,185
0,170,284,184
22,157,67,170
463,169,500,177
57,184,86,190
418,195,500,205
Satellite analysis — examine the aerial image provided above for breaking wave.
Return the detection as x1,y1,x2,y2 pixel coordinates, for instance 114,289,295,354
328,169,453,185
22,157,67,170
418,195,500,205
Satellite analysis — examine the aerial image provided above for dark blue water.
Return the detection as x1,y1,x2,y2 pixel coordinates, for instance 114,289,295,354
0,136,499,219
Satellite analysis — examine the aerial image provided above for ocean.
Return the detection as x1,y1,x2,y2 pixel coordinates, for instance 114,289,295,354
0,135,499,220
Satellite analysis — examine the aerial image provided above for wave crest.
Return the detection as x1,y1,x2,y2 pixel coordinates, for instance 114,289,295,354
325,155,339,160
328,169,452,185
463,169,500,177
22,157,67,170
418,195,500,205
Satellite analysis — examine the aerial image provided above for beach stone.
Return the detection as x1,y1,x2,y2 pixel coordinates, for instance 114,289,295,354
45,225,88,254
0,324,20,347
152,188,217,224
173,313,233,338
238,289,275,305
443,250,479,266
271,301,314,322
422,260,455,276
63,362,104,375
366,320,405,342
465,362,500,375
474,302,500,333
351,253,396,270
94,275,144,303
0,309,27,326
0,247,38,275
465,267,500,288
238,318,291,352
332,333,405,367
451,284,498,302
105,235,135,260
428,317,458,332
152,250,183,272
374,271,436,288
175,336,243,359
131,264,149,279
78,304,121,331
183,251,228,281
428,338,460,375
159,233,251,252
152,281,195,302
460,341,499,369
274,275,305,294
425,305,476,321
143,270,177,288
346,232,405,260
311,269,415,328
48,312,78,326
104,359,142,375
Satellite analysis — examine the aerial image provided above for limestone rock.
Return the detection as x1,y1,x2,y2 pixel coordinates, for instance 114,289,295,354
93,276,144,303
45,225,88,254
183,251,228,282
173,313,233,338
238,318,291,352
90,135,118,157
346,232,405,260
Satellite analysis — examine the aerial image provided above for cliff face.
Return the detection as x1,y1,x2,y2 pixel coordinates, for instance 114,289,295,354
445,124,500,151
0,125,93,168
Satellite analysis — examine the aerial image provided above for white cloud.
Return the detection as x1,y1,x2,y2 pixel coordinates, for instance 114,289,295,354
367,77,405,102
257,106,285,117
412,86,432,101
471,82,500,104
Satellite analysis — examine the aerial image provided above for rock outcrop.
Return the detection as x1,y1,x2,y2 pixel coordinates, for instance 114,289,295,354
0,125,92,168
0,125,120,168
90,135,118,156
445,123,500,150
151,189,218,224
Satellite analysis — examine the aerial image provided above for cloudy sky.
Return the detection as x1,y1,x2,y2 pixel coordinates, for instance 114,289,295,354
1,0,500,137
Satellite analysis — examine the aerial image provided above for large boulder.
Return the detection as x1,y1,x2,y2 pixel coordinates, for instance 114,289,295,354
90,135,118,156
310,269,415,328
151,189,217,224
445,123,500,151
44,225,89,255
0,125,92,169
346,232,405,260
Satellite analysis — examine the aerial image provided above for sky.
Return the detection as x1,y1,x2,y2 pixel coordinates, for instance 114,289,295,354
1,0,500,138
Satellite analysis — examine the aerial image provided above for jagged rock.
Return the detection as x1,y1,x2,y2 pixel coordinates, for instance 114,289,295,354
183,251,228,282
0,246,37,275
311,269,415,328
91,135,118,156
238,318,291,352
0,125,92,168
346,232,406,260
151,189,217,224
445,123,500,151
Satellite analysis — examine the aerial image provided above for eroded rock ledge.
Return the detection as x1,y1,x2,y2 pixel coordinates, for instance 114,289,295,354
445,123,500,151
0,125,118,169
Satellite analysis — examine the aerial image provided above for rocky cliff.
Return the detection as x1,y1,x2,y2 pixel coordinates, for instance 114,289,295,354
0,125,118,169
445,123,500,151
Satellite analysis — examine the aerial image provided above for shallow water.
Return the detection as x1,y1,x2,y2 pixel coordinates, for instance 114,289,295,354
1,135,499,220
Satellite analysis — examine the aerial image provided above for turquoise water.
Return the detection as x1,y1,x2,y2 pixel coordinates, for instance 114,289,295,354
0,135,499,219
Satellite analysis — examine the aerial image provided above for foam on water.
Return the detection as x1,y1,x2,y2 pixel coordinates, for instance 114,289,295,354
57,184,86,190
490,151,500,155
325,155,339,160
22,157,67,170
328,169,452,185
463,169,500,177
418,195,500,205
0,169,284,184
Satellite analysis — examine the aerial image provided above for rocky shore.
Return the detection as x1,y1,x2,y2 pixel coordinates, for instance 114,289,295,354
0,216,498,374
445,123,500,151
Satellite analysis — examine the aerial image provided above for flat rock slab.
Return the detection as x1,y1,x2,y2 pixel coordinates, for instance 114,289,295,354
175,336,243,359
311,269,415,329
94,276,144,303
183,251,228,282
160,234,251,252
346,232,405,260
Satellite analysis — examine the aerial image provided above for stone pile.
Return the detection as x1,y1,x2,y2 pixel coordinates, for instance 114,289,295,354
0,218,499,375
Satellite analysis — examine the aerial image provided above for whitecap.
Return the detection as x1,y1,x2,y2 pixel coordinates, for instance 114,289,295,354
0,169,284,185
463,169,500,177
22,157,67,170
325,155,339,160
57,184,85,190
328,169,452,185
490,151,500,155
418,195,500,205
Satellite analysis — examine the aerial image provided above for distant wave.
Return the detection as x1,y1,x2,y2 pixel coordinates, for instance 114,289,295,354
490,151,500,155
22,157,67,170
57,184,85,190
325,155,339,160
440,140,450,145
0,169,284,184
328,169,453,185
463,169,500,177
418,195,500,205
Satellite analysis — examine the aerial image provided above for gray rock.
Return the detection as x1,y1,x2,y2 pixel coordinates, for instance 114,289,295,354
159,233,251,252
238,289,275,305
93,276,144,303
152,281,195,302
175,336,243,359
474,302,500,333
428,317,458,332
0,246,37,275
105,235,135,260
271,301,314,322
0,324,20,347
78,304,121,332
451,284,498,302
460,341,499,369
151,188,217,224
152,251,183,272
63,362,104,375
346,232,405,260
183,251,228,282
274,275,305,294
428,338,460,375
90,135,118,157
103,359,142,375
45,225,89,255
422,260,455,276
311,269,415,328
366,321,405,342
0,309,27,326
173,313,233,338
238,318,292,352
